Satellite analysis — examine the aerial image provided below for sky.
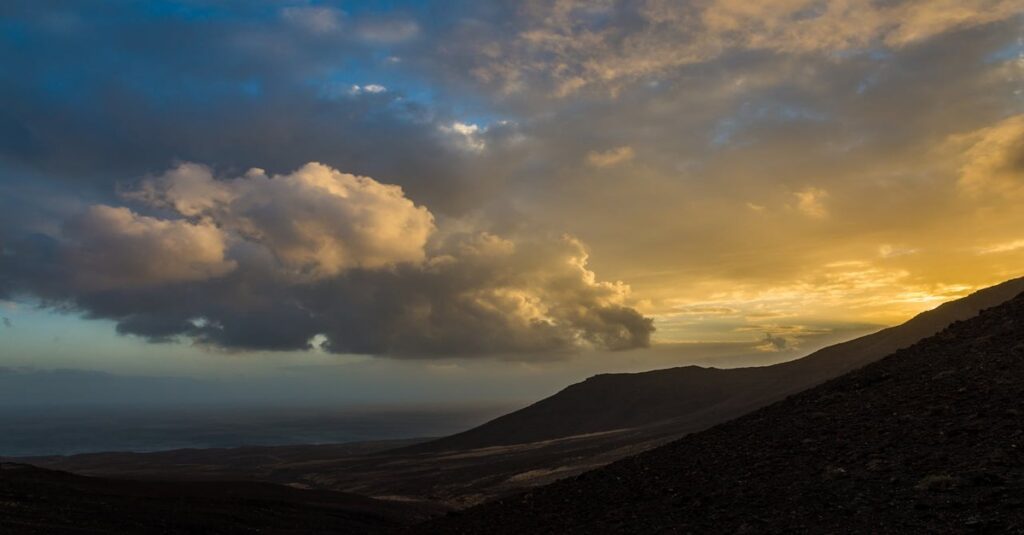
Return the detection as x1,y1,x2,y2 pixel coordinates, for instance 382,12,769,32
1,0,1023,407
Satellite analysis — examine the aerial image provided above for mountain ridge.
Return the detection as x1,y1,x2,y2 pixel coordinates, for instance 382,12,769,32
405,277,1024,453
421,287,1024,533
15,278,1024,509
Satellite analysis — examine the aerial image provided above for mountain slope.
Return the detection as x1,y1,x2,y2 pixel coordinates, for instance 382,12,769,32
410,277,1024,453
0,462,439,534
422,289,1024,533
20,279,1024,509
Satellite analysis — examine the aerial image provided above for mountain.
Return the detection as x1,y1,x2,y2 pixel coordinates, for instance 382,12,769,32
423,287,1024,533
0,462,440,534
15,278,1024,509
408,277,1024,453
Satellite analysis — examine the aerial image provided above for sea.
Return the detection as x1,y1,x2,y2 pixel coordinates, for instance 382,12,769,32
0,404,514,457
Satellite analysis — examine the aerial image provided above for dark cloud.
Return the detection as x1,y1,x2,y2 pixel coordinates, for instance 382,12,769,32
2,0,1021,360
305,235,654,356
759,333,789,352
1,163,653,358
0,0,491,215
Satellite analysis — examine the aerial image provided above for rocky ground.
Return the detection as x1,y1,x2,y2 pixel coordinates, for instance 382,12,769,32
423,292,1024,533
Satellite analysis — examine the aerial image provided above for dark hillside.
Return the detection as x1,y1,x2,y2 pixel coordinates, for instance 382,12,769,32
409,277,1024,453
21,279,1024,509
0,463,439,534
425,290,1024,533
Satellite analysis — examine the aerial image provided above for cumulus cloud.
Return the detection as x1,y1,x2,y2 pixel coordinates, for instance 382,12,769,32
129,162,435,278
63,205,236,291
2,163,653,358
585,145,635,167
310,233,654,356
3,0,1019,359
125,163,232,217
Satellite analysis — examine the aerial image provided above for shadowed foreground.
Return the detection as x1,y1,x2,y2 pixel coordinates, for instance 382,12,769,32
0,463,440,534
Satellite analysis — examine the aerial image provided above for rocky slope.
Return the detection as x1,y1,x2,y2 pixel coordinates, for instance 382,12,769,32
409,277,1024,453
423,289,1024,533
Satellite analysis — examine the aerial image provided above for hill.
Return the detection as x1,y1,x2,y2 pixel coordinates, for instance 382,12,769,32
408,277,1024,453
16,279,1024,508
0,462,440,534
422,288,1024,533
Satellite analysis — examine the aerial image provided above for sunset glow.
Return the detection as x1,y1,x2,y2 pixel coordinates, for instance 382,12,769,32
1,0,1022,401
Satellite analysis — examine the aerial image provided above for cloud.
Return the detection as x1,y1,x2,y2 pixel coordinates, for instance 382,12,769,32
951,114,1024,197
756,332,788,352
0,4,492,217
585,146,635,167
441,122,488,152
794,187,829,218
977,238,1024,255
281,6,345,35
2,0,1021,361
64,205,236,291
659,261,978,334
880,0,1022,47
125,163,233,218
460,0,1021,96
671,305,740,317
349,84,388,95
310,233,654,356
2,163,653,358
878,244,919,259
129,162,435,278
